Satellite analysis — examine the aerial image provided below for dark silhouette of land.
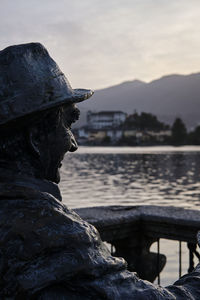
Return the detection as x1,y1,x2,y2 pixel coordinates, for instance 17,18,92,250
77,73,200,129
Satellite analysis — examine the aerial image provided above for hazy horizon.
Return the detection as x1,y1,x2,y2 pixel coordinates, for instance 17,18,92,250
94,71,200,90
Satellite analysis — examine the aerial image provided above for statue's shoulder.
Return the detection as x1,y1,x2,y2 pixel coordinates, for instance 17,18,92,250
0,183,98,243
0,183,103,298
0,182,102,271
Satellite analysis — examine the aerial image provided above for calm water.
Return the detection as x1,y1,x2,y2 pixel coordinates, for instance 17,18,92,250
59,146,200,286
60,146,200,209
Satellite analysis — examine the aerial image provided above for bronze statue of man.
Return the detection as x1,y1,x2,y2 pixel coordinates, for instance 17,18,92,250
0,43,200,299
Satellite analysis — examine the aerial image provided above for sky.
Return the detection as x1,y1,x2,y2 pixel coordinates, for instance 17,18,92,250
0,0,200,89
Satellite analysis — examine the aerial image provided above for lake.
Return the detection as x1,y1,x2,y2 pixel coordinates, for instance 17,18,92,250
60,146,200,209
59,146,200,286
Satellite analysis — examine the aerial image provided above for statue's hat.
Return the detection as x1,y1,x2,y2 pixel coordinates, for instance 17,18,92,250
0,43,93,126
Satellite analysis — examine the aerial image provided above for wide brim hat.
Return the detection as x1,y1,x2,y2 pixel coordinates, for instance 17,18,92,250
0,43,93,126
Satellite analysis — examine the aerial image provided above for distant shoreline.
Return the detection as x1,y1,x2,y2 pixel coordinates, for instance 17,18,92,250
74,145,200,154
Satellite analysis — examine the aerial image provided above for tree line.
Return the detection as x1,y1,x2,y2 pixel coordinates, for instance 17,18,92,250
121,112,200,146
171,117,200,146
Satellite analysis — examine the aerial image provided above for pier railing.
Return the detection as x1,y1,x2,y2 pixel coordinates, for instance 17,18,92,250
75,205,200,283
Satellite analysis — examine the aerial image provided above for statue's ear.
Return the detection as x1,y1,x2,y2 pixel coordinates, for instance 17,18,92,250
27,128,40,158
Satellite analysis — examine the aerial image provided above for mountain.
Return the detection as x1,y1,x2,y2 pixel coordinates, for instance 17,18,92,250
75,74,200,129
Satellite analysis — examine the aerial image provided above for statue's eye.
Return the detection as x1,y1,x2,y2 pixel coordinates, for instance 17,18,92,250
63,106,80,128
71,108,80,123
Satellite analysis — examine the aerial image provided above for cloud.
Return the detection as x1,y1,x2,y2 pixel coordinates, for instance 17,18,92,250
0,0,200,88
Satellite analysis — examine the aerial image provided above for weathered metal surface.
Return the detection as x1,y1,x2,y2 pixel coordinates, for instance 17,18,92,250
0,43,93,126
1,42,200,299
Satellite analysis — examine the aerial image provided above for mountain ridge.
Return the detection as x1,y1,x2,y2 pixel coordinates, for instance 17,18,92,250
76,72,200,129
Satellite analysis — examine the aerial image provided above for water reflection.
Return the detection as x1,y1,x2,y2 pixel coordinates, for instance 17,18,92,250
60,148,200,209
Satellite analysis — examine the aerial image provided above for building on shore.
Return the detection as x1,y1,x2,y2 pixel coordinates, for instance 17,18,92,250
74,110,171,145
87,111,127,130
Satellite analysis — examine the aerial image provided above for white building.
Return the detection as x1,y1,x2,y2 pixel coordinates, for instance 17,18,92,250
87,111,127,130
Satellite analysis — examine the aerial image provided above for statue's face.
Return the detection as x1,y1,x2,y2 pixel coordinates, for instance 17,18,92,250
44,104,79,183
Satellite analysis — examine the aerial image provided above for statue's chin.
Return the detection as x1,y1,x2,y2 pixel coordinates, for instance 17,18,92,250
55,169,61,184
45,166,61,184
50,168,61,184
44,159,63,184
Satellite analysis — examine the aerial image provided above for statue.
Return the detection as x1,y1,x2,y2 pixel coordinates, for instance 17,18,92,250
0,42,200,299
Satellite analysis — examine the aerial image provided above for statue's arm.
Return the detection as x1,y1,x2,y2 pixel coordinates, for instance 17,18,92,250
31,211,200,300
36,266,200,300
165,263,200,299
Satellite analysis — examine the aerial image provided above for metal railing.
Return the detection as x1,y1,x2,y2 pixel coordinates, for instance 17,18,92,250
76,205,200,283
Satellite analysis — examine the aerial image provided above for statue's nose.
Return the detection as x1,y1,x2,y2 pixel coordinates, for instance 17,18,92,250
69,132,78,152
